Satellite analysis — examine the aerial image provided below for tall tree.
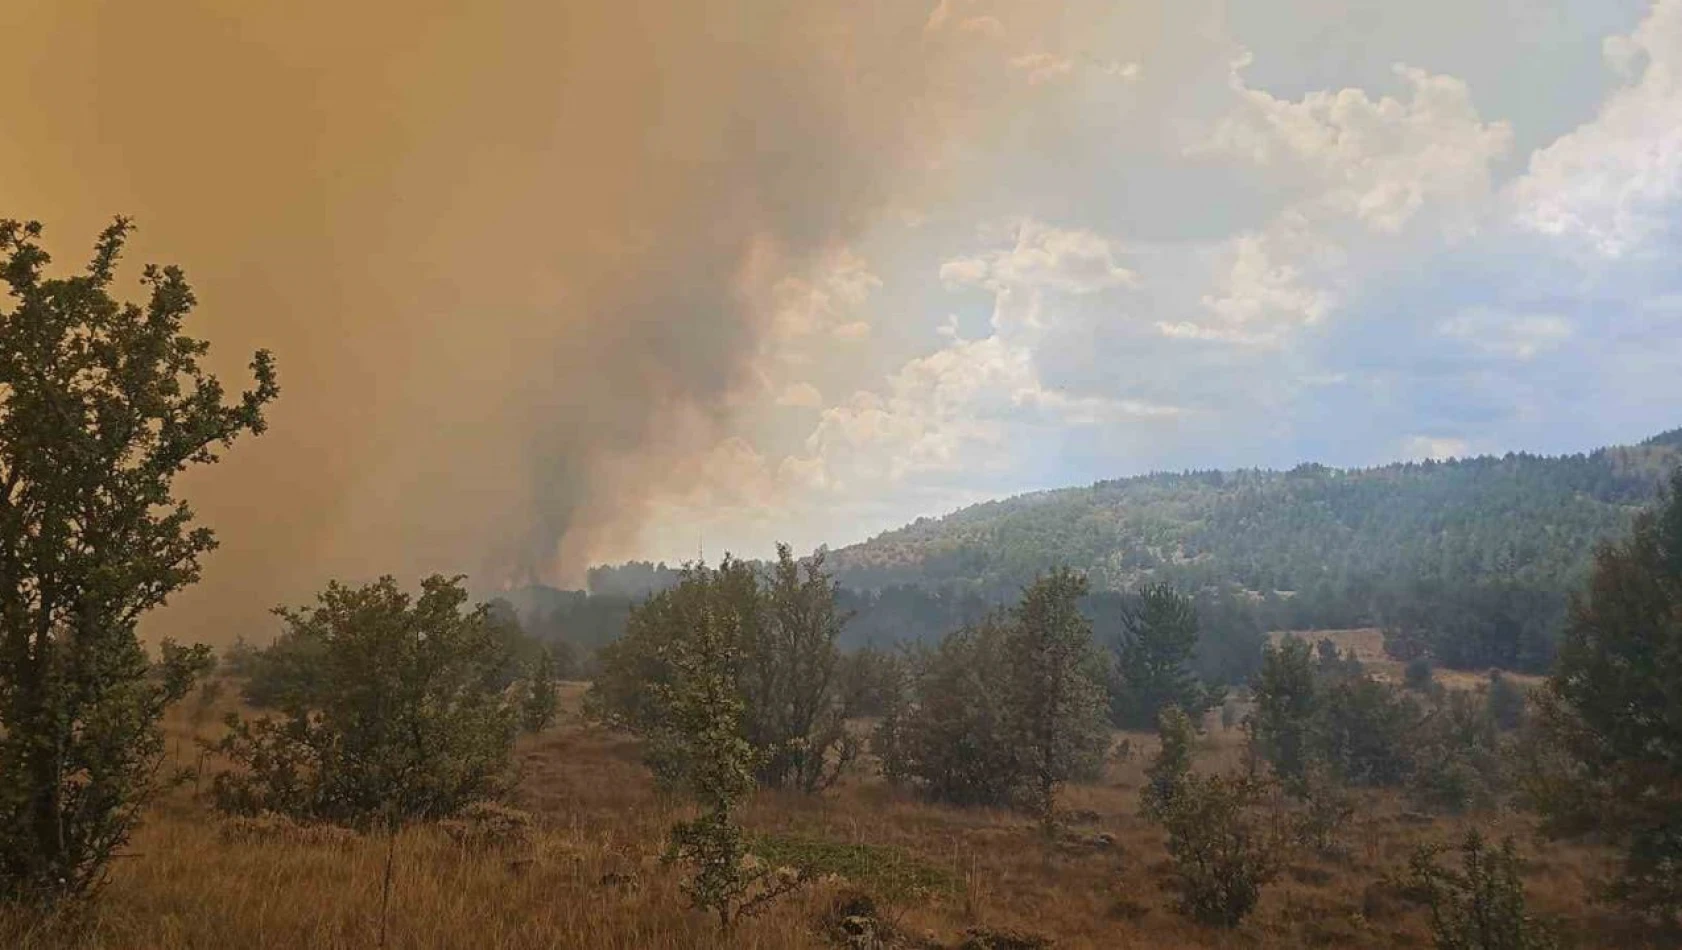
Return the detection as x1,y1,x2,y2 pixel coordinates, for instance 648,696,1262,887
0,219,278,904
1247,636,1318,789
1535,468,1682,926
1006,568,1111,835
1112,583,1219,729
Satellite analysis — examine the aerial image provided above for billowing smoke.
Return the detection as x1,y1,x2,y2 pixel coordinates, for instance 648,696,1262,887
0,0,998,640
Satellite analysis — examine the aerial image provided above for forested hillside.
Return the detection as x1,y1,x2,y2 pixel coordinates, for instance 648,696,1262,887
563,429,1682,673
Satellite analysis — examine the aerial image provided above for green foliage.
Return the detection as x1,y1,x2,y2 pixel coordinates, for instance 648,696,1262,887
1408,832,1557,950
1535,467,1682,926
874,572,1110,814
650,575,803,930
1405,656,1436,691
1408,691,1506,814
825,444,1680,674
0,219,276,906
1145,762,1282,928
1246,637,1319,788
1142,706,1196,819
1007,569,1113,833
747,834,957,902
872,616,1022,807
589,547,857,793
1314,673,1419,787
521,647,560,733
1110,583,1220,729
210,576,519,830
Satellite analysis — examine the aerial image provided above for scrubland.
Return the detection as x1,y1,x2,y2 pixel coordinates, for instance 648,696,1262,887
1,672,1645,950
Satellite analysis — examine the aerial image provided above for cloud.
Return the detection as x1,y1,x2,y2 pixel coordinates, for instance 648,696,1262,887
940,220,1137,297
775,382,825,408
1508,0,1682,257
1436,307,1574,360
1199,57,1514,234
1403,435,1472,461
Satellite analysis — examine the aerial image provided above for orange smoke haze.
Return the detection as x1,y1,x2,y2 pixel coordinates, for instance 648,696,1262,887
0,0,998,643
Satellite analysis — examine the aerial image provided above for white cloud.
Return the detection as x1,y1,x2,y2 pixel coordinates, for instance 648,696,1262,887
1403,435,1471,461
1200,58,1513,234
940,220,1137,297
1509,0,1682,257
1436,307,1573,360
775,381,824,408
1169,56,1511,346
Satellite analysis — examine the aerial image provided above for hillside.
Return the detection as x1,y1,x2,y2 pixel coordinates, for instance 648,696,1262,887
827,429,1682,598
564,429,1681,672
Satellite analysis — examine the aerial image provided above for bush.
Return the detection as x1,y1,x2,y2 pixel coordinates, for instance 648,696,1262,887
1485,672,1527,732
590,547,858,793
1152,770,1282,927
874,572,1110,816
1144,705,1281,927
1408,831,1556,949
1409,692,1505,814
210,576,519,829
1405,656,1436,691
873,618,1023,807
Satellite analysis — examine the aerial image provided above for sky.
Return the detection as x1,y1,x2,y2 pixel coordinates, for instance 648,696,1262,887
2,0,1680,637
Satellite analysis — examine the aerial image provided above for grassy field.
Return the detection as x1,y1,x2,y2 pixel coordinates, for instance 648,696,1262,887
0,677,1646,949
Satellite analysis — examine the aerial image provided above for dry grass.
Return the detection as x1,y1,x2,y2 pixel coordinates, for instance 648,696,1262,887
0,678,1649,949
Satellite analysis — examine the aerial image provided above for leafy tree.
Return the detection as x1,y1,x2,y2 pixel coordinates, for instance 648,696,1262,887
1534,468,1682,926
1246,637,1318,789
654,577,803,931
1408,832,1557,950
210,576,519,829
1409,691,1505,814
1142,705,1196,817
1005,569,1111,835
743,545,857,792
1142,716,1281,930
1110,583,1220,729
522,646,560,733
589,548,856,793
1314,673,1419,787
873,616,1021,807
0,218,277,905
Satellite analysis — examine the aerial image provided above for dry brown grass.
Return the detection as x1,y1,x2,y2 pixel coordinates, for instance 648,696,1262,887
0,678,1648,949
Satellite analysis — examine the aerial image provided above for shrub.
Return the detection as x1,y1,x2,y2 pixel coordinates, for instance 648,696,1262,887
1152,770,1282,927
1405,656,1436,692
873,618,1022,807
652,576,805,930
521,647,561,733
875,572,1109,816
1144,704,1281,927
1484,672,1527,732
438,802,536,853
210,576,519,830
1247,637,1318,789
590,547,857,794
1408,832,1557,949
1409,691,1505,814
